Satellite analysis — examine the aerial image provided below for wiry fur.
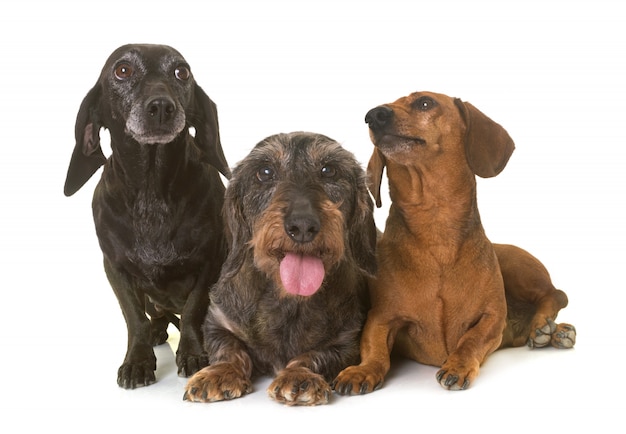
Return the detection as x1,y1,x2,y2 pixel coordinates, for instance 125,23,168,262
184,132,377,405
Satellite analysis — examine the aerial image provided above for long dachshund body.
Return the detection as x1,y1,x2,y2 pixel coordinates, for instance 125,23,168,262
64,44,230,389
333,91,575,393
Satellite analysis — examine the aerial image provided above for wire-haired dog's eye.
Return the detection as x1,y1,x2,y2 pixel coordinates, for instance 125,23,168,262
256,167,275,183
321,165,336,178
175,65,190,81
114,63,134,80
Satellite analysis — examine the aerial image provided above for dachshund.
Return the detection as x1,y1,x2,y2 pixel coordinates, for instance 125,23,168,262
63,44,230,389
333,91,576,394
183,132,377,405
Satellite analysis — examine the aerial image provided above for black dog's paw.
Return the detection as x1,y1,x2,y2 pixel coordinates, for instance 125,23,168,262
117,361,156,389
149,316,170,346
176,352,209,377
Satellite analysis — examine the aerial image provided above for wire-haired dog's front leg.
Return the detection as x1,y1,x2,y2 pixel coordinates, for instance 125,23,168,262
183,329,253,403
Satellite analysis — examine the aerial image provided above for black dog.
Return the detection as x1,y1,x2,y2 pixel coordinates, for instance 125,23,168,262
184,132,377,405
64,44,230,389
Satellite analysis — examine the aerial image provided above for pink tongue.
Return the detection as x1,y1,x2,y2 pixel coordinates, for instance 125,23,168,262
279,253,325,296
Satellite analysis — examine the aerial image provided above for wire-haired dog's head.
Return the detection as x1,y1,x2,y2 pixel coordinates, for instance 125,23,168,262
222,132,377,297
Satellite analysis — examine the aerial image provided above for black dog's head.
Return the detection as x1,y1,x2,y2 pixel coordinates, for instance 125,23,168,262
64,44,230,196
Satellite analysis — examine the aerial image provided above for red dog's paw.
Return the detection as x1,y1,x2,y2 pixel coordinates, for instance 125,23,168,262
332,364,385,395
528,318,576,349
436,357,479,391
551,323,576,349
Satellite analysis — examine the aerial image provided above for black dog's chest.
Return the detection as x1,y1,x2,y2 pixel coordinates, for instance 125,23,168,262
95,187,202,280
129,191,189,267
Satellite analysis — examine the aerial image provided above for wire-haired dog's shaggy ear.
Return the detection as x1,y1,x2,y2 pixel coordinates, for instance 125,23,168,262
64,84,107,196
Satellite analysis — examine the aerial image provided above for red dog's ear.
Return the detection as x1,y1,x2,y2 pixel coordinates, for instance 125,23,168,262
454,99,515,178
366,147,386,208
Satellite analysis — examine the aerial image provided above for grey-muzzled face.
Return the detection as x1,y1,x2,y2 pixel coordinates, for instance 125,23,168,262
103,44,193,144
227,131,368,296
234,132,362,226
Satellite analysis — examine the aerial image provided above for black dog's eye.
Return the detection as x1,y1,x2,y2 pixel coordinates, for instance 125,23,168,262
320,165,337,178
114,63,134,80
413,96,437,111
256,166,275,183
175,65,191,81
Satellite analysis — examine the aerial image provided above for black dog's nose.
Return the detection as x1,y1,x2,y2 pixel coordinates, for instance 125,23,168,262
146,96,176,124
365,106,394,131
284,196,320,244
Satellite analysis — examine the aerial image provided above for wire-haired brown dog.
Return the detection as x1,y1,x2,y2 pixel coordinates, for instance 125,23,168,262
184,132,377,405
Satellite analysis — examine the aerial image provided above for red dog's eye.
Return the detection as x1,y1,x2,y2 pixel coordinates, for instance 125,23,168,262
114,63,134,80
175,66,191,81
413,96,437,111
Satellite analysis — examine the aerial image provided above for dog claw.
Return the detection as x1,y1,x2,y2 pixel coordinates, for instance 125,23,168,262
444,375,459,387
341,383,353,395
436,370,447,383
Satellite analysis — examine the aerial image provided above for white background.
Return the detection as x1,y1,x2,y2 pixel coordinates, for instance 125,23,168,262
1,0,623,431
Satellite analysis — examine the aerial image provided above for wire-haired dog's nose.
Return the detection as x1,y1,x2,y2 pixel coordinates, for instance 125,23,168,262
284,197,320,244
365,105,394,131
146,96,176,124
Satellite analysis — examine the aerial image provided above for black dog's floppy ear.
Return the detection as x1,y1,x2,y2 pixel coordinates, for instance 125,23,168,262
189,83,231,179
366,147,386,208
64,85,107,196
454,98,515,178
349,167,378,277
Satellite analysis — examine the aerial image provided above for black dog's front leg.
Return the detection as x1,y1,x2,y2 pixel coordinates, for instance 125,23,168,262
176,283,210,377
104,259,156,389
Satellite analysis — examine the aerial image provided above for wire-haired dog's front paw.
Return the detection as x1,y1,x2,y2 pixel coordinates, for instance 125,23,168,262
267,367,331,406
183,363,252,403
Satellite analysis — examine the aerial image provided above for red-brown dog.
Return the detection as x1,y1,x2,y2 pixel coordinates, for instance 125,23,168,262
333,91,576,393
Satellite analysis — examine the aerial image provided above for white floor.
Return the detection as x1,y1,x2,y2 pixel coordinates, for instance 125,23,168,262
5,309,619,432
